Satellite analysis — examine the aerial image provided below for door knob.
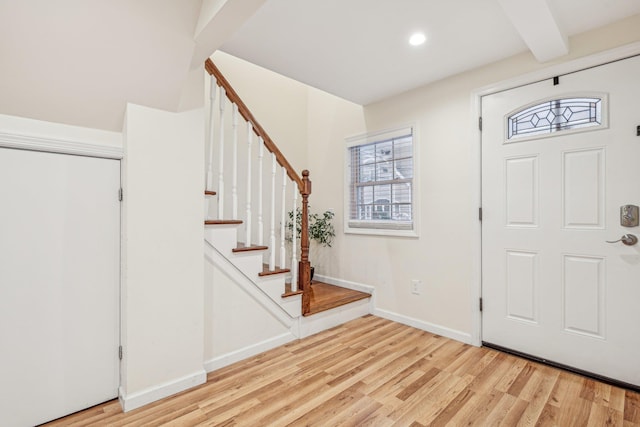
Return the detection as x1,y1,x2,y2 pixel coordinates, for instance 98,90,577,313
606,234,638,246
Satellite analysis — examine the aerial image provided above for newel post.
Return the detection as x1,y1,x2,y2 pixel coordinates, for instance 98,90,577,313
299,170,312,315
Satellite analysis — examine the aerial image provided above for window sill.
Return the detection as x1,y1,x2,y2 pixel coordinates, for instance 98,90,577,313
344,224,419,238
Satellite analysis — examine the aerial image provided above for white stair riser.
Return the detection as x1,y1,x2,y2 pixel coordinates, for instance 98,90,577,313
230,251,265,279
204,227,237,254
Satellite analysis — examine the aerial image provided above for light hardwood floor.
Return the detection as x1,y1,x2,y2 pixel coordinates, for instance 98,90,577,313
45,315,640,426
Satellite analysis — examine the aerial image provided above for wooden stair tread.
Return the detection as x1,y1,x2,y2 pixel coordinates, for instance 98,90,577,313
232,243,268,252
282,282,303,298
205,219,242,225
204,190,217,196
259,263,290,277
304,282,370,316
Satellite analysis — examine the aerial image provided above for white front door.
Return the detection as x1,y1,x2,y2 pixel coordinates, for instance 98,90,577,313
0,149,120,426
481,55,640,387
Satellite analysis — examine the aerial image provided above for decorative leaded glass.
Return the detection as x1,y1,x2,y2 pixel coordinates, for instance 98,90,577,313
507,97,602,140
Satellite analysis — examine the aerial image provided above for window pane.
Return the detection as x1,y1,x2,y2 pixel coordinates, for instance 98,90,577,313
394,158,412,179
392,183,411,204
375,141,392,161
374,184,391,203
359,164,375,182
393,137,412,159
358,144,375,162
376,161,393,181
392,204,412,221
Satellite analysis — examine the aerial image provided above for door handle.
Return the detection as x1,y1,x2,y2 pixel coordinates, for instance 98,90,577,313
606,234,638,246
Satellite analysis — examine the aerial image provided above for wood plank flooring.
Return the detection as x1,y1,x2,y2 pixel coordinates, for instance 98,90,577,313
45,315,640,426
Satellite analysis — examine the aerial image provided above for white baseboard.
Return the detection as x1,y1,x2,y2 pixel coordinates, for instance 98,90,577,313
204,332,297,373
119,369,207,412
373,308,474,345
314,274,375,295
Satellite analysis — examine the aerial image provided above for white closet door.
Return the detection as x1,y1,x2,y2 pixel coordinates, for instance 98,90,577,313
0,148,120,426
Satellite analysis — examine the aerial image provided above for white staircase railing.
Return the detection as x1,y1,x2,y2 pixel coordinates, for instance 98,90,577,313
205,60,312,298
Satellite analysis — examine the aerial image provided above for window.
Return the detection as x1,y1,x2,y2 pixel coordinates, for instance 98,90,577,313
345,126,417,236
507,95,605,141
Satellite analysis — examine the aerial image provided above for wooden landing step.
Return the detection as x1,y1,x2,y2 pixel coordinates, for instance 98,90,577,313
305,281,370,316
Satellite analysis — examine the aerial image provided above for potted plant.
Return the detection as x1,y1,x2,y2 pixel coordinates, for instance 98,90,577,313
286,208,335,280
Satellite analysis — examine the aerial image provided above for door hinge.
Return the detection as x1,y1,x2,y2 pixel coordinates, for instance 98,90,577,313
479,207,483,221
478,116,483,131
118,345,123,360
118,188,123,202
553,76,560,86
479,298,483,312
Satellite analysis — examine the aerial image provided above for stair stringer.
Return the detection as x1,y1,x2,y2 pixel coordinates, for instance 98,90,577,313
205,239,299,334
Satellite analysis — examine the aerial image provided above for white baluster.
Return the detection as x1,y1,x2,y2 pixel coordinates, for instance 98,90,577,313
269,153,276,270
217,88,226,219
280,167,286,270
231,104,238,220
257,137,264,246
246,122,253,246
291,186,298,292
206,77,216,191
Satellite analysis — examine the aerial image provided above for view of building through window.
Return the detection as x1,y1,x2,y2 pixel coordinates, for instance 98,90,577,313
346,127,414,233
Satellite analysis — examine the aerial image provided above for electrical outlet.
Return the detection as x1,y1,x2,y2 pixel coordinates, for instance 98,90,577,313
411,279,421,295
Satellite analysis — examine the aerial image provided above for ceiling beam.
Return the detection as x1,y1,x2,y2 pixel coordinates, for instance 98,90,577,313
498,0,569,62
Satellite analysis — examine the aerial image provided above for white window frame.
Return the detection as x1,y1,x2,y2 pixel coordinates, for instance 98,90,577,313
344,124,419,238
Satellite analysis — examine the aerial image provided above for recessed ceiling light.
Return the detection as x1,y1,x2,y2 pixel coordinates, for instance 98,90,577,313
409,32,426,46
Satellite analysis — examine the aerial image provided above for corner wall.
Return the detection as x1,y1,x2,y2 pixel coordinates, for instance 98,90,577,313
120,103,205,411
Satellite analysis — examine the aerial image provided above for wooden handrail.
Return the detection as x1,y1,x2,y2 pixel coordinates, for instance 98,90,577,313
205,59,304,192
205,58,313,314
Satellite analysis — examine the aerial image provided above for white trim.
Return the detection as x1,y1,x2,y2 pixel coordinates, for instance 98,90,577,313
373,307,474,345
316,274,476,345
313,274,374,294
204,332,297,372
119,369,206,412
204,239,296,329
470,41,640,348
345,126,413,147
0,130,123,159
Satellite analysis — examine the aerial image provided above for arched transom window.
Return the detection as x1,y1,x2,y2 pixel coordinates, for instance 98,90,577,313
507,96,604,140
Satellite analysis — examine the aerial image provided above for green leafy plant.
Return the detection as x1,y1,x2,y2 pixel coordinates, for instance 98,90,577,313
286,208,335,247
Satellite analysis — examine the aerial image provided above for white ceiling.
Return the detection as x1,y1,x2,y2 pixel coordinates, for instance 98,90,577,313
0,1,639,131
221,0,640,105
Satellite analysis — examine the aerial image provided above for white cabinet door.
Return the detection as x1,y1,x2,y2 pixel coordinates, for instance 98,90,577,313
0,149,120,426
482,55,640,387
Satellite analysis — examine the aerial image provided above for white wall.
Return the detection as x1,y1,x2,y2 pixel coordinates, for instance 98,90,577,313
209,15,640,344
204,260,292,368
211,51,309,173
350,15,640,340
120,103,205,411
